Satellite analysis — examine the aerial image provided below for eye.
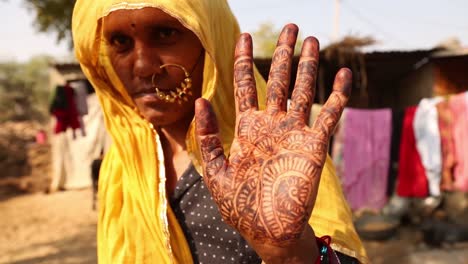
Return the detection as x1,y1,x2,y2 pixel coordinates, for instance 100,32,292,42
109,33,133,52
153,27,180,43
158,28,176,38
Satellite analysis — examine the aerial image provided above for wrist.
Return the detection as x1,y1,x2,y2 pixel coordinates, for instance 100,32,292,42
314,235,333,264
251,225,319,264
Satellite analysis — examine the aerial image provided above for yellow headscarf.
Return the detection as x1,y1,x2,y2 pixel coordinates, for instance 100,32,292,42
72,0,368,263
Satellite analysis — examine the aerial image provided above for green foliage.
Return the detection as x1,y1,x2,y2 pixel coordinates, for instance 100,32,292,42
23,0,77,48
0,56,52,122
252,22,304,58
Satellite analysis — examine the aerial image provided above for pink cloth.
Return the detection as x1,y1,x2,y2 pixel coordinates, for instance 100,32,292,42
437,100,456,191
449,92,468,192
342,108,392,211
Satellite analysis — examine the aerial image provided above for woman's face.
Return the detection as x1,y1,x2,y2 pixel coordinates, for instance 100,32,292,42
103,7,204,127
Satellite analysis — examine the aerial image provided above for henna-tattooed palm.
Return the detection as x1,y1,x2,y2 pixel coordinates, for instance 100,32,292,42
195,24,351,248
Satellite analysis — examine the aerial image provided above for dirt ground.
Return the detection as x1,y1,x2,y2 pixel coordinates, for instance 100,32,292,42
365,229,468,264
1,188,468,264
0,189,97,264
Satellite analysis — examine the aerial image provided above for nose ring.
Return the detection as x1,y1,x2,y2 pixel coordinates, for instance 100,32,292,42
152,64,192,104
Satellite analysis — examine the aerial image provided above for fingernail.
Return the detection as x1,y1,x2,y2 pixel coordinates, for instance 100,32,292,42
336,68,352,97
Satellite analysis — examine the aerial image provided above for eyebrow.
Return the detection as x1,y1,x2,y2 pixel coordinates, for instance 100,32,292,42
144,19,185,30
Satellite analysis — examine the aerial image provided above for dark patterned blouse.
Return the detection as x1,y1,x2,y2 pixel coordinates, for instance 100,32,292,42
169,164,359,264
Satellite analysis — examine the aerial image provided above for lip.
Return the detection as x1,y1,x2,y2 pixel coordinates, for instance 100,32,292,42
136,93,160,104
132,88,156,98
132,83,176,97
132,86,177,104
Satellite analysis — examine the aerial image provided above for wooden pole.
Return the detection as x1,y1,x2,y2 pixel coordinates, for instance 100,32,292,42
333,0,340,42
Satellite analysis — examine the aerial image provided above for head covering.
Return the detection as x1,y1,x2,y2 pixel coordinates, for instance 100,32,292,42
72,1,368,263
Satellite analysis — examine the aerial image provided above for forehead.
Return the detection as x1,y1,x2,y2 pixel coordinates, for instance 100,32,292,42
103,7,185,31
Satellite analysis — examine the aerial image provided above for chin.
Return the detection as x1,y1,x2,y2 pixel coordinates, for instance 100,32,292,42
142,113,176,127
134,96,196,128
141,108,194,128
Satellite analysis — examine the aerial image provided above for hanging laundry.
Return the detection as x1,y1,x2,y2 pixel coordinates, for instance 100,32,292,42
342,108,392,211
449,92,468,192
387,109,404,196
331,108,347,180
49,84,68,112
466,91,468,110
397,106,428,197
413,97,444,196
436,100,455,191
69,81,89,137
50,84,81,137
69,81,89,116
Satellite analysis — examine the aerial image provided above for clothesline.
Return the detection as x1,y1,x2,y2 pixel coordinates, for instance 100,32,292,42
307,90,468,212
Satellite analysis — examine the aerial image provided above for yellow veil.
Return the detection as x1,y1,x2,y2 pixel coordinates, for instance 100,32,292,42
72,0,368,263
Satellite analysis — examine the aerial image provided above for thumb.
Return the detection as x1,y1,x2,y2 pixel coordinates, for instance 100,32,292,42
195,98,227,182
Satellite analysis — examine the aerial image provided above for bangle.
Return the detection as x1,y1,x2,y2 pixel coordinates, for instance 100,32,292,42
315,236,332,264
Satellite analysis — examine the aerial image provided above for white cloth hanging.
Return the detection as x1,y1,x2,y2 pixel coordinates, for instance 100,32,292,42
413,97,444,196
49,93,111,191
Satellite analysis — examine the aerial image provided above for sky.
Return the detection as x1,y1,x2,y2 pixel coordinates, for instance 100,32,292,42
0,0,467,62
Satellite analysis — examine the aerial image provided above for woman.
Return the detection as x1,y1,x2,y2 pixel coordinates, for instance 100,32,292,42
72,0,368,263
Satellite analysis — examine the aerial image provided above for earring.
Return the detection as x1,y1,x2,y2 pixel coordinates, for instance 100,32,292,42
152,64,193,104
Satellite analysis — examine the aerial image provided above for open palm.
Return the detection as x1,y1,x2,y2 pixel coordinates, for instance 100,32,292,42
195,24,351,249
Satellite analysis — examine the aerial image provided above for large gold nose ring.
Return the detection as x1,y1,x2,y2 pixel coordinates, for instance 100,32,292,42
152,64,192,104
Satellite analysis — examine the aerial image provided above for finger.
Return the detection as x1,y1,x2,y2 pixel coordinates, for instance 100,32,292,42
234,33,258,116
265,24,298,114
287,37,319,122
195,98,227,181
311,68,352,142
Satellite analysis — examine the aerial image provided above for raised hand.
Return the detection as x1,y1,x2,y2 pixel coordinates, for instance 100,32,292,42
195,24,351,261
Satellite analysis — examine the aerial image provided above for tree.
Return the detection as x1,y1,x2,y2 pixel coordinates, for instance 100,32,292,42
23,0,76,48
0,56,52,122
252,22,304,58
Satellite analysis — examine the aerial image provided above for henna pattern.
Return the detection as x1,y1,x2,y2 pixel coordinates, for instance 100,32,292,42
234,58,258,113
237,114,273,142
289,59,317,117
195,25,351,249
234,35,258,114
261,153,316,238
266,26,297,113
